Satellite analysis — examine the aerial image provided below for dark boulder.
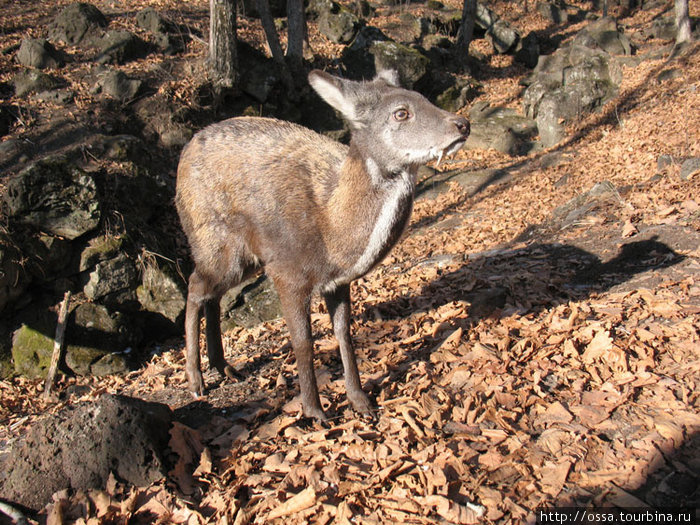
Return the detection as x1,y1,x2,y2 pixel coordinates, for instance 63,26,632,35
4,156,100,240
0,394,173,510
48,2,108,46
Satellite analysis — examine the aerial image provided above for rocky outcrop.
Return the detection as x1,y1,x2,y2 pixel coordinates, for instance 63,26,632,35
522,17,630,147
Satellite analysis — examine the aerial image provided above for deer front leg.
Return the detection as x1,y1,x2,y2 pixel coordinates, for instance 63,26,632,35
324,284,374,417
276,280,327,421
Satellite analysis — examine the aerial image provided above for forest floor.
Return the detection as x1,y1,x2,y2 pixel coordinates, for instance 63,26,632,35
0,0,698,523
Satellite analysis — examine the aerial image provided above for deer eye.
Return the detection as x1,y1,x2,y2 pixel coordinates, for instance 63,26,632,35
393,108,411,121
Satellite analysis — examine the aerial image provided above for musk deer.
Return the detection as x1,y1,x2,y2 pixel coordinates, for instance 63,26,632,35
176,69,469,421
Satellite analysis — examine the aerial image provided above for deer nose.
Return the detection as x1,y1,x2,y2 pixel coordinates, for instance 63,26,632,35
452,116,470,137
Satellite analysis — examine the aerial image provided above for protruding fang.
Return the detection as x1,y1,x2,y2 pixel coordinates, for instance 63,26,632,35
435,150,444,168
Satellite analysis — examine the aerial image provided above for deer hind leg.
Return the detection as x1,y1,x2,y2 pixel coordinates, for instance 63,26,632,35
185,269,211,397
204,299,239,380
186,240,256,395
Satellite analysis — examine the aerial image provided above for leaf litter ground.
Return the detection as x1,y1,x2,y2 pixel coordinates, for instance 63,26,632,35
0,0,699,522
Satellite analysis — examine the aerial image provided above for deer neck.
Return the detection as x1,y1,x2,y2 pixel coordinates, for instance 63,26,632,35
323,142,415,288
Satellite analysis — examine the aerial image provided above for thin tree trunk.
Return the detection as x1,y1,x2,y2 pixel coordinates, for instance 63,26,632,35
256,0,296,96
209,0,238,89
455,0,476,66
675,0,691,43
286,0,305,77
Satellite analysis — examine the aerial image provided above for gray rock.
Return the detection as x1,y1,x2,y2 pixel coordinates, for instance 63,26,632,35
551,180,618,228
98,134,145,161
95,30,148,64
159,126,193,148
680,157,700,181
487,19,520,54
537,1,568,24
341,25,390,79
135,7,176,34
22,234,73,281
92,69,143,101
429,8,462,37
475,2,499,31
16,38,64,69
0,394,172,510
650,16,676,41
136,263,186,332
465,102,538,155
573,17,632,55
657,154,676,171
11,320,54,379
383,13,427,43
84,253,138,301
522,22,623,147
90,352,130,376
435,77,479,113
48,2,108,45
79,235,123,272
13,69,62,97
70,302,139,354
319,3,360,44
221,274,282,331
4,157,100,240
369,41,429,88
33,88,74,104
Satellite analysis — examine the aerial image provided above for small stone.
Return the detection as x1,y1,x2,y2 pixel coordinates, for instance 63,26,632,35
680,157,700,181
16,38,64,69
84,253,138,301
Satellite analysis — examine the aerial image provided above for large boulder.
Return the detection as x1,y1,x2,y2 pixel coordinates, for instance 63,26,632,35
16,38,64,69
0,394,173,510
318,2,360,44
573,17,632,56
369,41,429,88
4,157,100,240
48,2,108,45
95,30,149,64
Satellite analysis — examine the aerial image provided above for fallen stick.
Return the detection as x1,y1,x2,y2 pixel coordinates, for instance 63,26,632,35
0,500,30,525
43,291,71,400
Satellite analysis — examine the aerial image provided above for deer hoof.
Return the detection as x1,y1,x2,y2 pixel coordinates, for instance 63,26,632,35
349,390,375,419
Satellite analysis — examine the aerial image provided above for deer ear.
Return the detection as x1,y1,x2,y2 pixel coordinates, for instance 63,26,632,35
308,70,358,123
375,69,400,87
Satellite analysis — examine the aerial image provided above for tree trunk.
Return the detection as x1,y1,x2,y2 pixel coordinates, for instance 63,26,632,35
256,0,296,96
209,0,238,89
675,0,691,44
455,0,477,66
286,0,306,77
